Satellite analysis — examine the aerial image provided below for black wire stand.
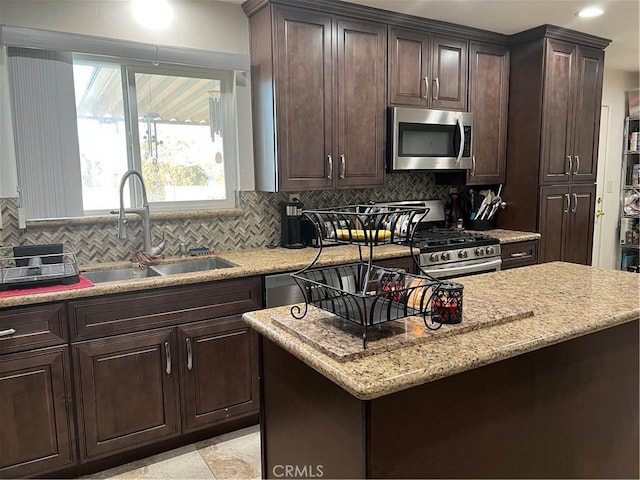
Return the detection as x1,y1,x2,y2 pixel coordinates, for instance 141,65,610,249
289,205,464,349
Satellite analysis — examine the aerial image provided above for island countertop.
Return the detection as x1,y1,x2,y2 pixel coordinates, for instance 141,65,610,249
243,262,640,400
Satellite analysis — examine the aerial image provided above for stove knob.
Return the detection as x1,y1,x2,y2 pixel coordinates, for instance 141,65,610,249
429,253,439,262
441,252,451,261
475,247,485,256
458,250,468,259
486,246,496,255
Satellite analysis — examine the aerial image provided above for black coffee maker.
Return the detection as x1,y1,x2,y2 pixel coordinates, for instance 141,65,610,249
280,201,306,249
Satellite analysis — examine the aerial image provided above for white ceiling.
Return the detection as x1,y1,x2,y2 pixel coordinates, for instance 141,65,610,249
230,0,639,73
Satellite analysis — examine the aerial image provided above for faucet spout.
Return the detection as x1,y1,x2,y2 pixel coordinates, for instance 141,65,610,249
117,169,162,255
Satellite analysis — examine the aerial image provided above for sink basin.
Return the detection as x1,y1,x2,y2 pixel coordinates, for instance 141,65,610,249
82,257,237,283
82,267,161,283
150,257,237,276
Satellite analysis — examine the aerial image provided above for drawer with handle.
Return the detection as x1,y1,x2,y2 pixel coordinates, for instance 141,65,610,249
0,303,67,355
500,240,539,270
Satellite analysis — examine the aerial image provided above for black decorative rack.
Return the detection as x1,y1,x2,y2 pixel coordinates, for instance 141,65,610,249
289,205,464,348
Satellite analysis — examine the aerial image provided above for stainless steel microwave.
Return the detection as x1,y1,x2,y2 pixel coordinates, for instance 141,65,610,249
389,107,473,171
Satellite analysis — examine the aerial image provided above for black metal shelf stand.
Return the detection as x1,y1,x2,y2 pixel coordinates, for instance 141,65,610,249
289,205,464,349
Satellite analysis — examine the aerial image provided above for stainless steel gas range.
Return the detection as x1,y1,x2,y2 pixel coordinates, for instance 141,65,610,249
379,200,502,279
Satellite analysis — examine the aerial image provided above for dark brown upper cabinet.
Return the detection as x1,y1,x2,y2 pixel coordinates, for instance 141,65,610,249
540,39,604,185
389,26,468,111
467,42,509,185
249,4,386,191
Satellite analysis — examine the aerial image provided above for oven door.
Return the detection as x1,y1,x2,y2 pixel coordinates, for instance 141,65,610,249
419,256,502,279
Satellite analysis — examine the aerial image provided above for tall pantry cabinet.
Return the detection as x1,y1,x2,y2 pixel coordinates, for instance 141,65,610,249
496,26,610,265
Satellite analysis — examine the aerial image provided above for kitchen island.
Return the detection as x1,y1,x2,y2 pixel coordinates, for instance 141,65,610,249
243,262,639,479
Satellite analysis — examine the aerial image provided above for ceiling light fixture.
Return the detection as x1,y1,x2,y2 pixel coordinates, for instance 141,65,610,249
576,6,604,18
131,0,174,31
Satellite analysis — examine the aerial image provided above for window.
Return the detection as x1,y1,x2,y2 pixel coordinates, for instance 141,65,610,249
75,58,236,214
2,26,250,219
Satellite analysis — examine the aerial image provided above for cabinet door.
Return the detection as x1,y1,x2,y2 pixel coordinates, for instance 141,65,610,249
179,316,259,433
539,185,571,263
564,184,596,265
571,46,604,184
430,35,468,111
388,27,430,106
274,7,333,191
335,17,386,188
467,42,509,185
74,328,179,460
0,347,75,478
540,39,576,184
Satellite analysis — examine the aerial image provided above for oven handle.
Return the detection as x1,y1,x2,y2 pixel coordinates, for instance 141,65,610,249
422,258,502,278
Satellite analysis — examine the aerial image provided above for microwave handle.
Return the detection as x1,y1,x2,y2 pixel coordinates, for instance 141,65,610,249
455,117,464,164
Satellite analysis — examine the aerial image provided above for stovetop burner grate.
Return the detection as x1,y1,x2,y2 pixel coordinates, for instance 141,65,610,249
411,228,500,251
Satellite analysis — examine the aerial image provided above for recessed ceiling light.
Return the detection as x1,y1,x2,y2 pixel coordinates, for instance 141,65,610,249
131,0,174,31
576,6,604,18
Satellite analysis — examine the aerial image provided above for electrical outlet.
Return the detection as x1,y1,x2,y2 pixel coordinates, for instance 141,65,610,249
288,193,301,203
606,180,613,193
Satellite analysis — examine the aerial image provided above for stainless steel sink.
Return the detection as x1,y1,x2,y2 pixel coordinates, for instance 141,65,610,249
82,257,237,283
82,266,161,283
149,257,236,276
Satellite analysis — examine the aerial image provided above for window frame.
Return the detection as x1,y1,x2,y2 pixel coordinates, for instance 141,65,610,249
75,54,239,215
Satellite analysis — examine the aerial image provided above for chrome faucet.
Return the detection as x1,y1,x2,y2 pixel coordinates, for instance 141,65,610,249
114,170,165,256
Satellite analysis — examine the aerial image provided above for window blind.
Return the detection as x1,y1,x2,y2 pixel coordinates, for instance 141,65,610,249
8,47,84,218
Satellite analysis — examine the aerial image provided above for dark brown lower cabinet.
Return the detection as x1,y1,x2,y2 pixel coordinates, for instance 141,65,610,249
539,184,596,264
73,328,180,460
0,346,75,478
73,318,261,462
179,316,259,433
500,240,539,269
260,320,639,478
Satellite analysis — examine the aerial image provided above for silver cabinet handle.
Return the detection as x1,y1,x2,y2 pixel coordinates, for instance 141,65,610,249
423,75,429,99
571,193,578,213
340,154,345,179
471,155,476,176
186,337,193,370
165,341,171,375
565,155,572,175
574,155,580,175
563,193,570,213
509,252,529,258
434,77,440,100
0,328,16,338
327,154,332,179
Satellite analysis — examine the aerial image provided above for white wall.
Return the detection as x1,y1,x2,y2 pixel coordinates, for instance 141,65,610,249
594,68,640,269
0,0,249,54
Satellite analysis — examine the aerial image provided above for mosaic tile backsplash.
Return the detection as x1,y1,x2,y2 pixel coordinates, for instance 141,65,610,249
0,172,451,265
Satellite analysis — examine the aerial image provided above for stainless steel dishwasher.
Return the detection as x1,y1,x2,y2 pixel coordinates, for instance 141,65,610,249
264,272,304,307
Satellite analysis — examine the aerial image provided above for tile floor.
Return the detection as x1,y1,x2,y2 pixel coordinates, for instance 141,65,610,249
84,425,261,479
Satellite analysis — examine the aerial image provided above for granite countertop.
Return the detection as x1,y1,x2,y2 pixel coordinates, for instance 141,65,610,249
476,229,541,243
0,244,414,308
0,228,539,309
243,262,640,400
